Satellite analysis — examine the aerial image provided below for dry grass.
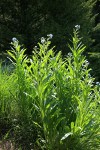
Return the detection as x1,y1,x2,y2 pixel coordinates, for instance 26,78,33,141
0,140,15,150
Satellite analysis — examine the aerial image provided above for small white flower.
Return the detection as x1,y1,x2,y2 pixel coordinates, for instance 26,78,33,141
47,34,53,39
41,37,45,44
12,37,18,42
75,25,80,30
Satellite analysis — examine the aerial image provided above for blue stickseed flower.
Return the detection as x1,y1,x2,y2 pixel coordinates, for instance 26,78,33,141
47,34,53,39
67,52,72,57
75,25,80,30
96,82,100,85
41,37,45,44
85,60,89,65
12,37,18,42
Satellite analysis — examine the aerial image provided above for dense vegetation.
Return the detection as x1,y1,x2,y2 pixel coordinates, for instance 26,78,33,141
0,0,100,149
0,0,100,80
0,0,98,51
0,27,100,149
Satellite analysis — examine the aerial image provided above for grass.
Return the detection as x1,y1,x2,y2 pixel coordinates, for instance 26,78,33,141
0,28,100,150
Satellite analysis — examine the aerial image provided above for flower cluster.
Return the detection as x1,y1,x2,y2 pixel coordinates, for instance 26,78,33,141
67,52,72,57
96,82,100,86
41,34,53,44
12,37,18,42
75,25,80,30
41,37,45,44
47,34,53,39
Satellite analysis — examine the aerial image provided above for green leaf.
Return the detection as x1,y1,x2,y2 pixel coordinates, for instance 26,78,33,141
7,51,16,60
32,121,42,128
61,132,73,141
